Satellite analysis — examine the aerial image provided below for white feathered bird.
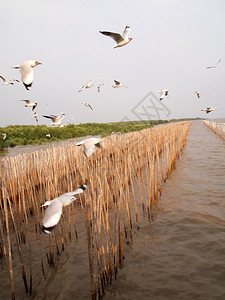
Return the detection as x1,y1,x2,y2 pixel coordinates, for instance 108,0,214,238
201,107,218,114
112,80,128,88
42,112,65,127
20,99,38,111
157,89,169,101
99,26,133,48
12,60,41,90
76,137,102,157
42,184,87,234
77,80,94,93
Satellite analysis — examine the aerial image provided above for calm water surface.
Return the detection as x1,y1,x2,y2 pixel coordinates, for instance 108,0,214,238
104,120,225,299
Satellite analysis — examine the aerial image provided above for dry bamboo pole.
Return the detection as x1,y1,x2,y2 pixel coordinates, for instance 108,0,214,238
85,196,96,300
7,195,29,294
2,186,15,300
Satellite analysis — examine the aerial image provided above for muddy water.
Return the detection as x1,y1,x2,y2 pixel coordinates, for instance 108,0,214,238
104,120,225,300
2,121,225,300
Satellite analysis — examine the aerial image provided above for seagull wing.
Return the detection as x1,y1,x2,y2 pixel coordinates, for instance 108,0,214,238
122,26,130,39
84,144,96,157
100,31,123,43
21,99,31,104
42,199,63,233
85,80,93,87
0,76,7,83
42,114,57,121
216,59,221,66
114,80,120,85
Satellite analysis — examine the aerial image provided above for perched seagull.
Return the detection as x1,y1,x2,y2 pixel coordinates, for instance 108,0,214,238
42,184,87,234
157,89,169,101
99,26,133,48
82,102,93,110
0,76,14,85
206,59,221,69
112,80,128,88
12,60,42,90
20,99,37,111
42,112,65,127
32,111,38,122
2,133,7,141
77,80,94,93
195,91,200,98
201,107,218,114
97,84,104,93
76,137,102,157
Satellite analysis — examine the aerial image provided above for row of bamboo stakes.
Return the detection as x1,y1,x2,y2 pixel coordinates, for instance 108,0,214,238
0,121,191,299
203,120,225,140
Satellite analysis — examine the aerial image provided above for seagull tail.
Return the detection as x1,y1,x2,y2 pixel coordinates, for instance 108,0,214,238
42,224,56,234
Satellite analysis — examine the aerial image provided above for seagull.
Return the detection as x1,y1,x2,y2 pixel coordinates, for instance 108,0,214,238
112,80,128,88
82,102,93,110
42,112,65,127
206,59,221,69
157,89,169,101
97,84,104,93
77,80,94,93
12,60,42,90
32,111,38,122
76,137,102,157
99,26,133,48
42,184,87,234
201,107,218,114
46,134,51,138
2,133,7,141
20,99,37,111
0,76,14,85
195,91,200,98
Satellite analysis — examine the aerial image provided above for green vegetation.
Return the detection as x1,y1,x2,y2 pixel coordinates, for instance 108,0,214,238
0,119,196,149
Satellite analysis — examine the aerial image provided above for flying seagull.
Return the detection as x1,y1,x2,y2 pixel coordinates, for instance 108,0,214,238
0,76,14,85
112,80,128,88
82,102,93,110
20,99,37,111
32,111,38,122
195,91,200,98
99,26,132,48
76,137,102,157
157,89,169,101
201,107,218,114
42,112,65,127
77,80,94,93
206,59,221,69
12,60,42,90
42,184,87,234
97,84,104,93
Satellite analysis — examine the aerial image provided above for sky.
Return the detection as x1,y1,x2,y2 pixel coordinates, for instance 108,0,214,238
0,0,225,127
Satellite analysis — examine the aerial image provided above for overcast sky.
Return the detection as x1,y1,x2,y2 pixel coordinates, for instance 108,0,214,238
1,0,224,127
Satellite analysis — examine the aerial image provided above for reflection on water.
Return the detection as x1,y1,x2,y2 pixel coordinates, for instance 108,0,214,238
104,120,225,300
